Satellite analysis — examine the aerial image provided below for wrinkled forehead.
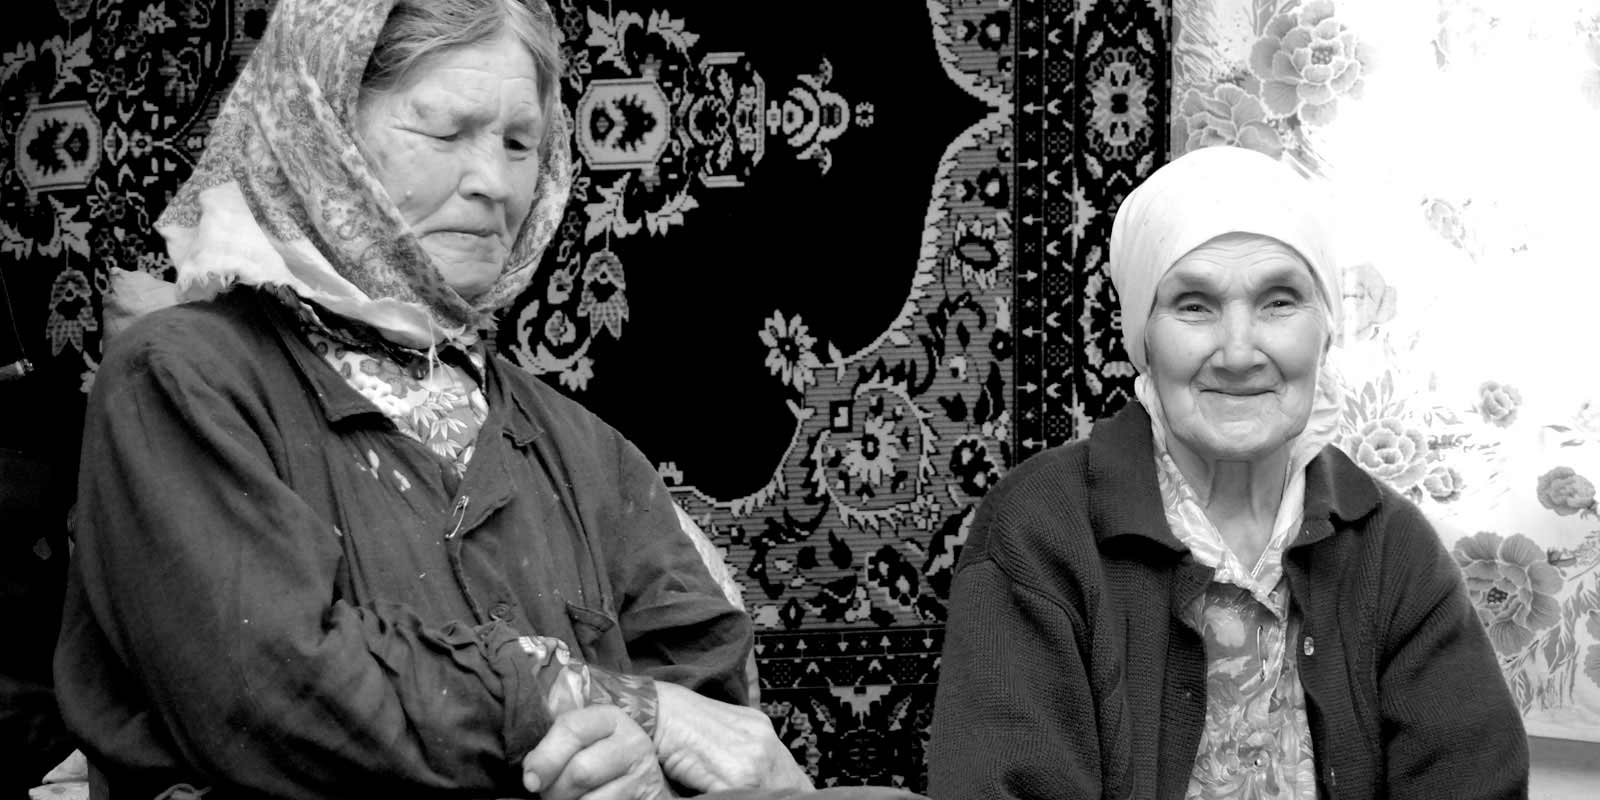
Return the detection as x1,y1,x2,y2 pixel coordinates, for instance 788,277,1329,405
1157,233,1319,292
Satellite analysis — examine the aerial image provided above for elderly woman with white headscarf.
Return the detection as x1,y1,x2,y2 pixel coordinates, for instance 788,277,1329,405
53,1,826,799
927,146,1525,799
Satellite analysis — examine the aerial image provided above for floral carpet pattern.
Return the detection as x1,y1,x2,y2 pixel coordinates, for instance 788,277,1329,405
1174,0,1600,742
2,0,1173,788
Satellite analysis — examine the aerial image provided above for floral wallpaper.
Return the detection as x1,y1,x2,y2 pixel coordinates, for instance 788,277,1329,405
1174,0,1600,742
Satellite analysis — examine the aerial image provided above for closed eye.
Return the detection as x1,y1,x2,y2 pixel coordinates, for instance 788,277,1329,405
410,128,459,142
1263,291,1305,311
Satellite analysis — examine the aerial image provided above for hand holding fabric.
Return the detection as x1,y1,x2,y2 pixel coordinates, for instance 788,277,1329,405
523,705,671,800
652,681,813,794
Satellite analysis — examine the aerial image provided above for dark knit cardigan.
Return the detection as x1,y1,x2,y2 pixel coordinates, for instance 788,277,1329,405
927,403,1527,799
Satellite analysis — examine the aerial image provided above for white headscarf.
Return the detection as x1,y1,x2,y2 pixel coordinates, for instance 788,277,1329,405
1108,145,1342,373
1108,145,1346,574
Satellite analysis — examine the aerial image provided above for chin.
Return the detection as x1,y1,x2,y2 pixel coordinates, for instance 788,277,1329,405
437,264,501,299
1186,428,1294,464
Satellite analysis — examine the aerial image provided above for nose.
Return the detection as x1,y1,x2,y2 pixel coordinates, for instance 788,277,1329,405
1212,306,1268,374
458,138,513,204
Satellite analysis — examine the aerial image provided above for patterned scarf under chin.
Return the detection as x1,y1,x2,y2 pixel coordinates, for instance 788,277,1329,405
155,0,572,350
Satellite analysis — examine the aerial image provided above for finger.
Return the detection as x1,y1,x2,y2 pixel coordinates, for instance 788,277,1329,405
567,766,668,800
523,706,626,793
659,747,732,794
540,716,657,800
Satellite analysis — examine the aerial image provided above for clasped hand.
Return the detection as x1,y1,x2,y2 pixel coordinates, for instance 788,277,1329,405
523,684,811,799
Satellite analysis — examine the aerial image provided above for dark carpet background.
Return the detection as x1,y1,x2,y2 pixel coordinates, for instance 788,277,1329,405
0,0,1168,791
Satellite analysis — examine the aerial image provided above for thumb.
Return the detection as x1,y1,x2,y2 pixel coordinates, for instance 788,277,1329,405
523,706,625,793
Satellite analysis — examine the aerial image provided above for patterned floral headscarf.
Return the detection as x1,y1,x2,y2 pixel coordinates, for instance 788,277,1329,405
156,0,572,349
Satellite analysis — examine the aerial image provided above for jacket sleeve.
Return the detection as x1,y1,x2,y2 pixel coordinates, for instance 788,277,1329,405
602,433,754,706
928,547,1103,800
65,330,644,798
1375,506,1529,798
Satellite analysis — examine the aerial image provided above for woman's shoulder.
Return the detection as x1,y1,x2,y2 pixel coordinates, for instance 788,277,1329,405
987,437,1094,511
487,354,641,457
1308,444,1449,576
100,289,278,377
980,403,1148,523
1310,444,1432,533
959,438,1097,573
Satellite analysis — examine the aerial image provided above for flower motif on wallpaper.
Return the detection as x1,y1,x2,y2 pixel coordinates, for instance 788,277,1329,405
1343,417,1429,494
557,355,594,392
1422,464,1464,503
1477,381,1523,428
1172,0,1374,171
577,249,628,340
547,267,575,304
507,249,627,392
1537,467,1598,518
544,310,578,347
760,310,823,393
841,414,903,490
46,267,97,355
1178,82,1285,159
1340,262,1397,341
1472,489,1600,714
1250,0,1374,127
1335,370,1492,505
1575,398,1600,435
763,700,822,776
1086,46,1155,160
1454,532,1564,656
947,216,1011,292
809,376,940,531
867,544,920,608
948,435,1001,497
1432,0,1498,70
1582,29,1600,110
1421,197,1476,255
54,0,91,24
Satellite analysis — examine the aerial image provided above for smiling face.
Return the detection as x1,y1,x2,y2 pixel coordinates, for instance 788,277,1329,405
354,30,544,299
1144,233,1329,465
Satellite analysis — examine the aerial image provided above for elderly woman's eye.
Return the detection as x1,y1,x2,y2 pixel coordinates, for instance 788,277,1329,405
506,137,533,154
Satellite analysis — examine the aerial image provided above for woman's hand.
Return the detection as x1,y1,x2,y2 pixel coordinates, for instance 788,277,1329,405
652,681,813,794
524,705,672,800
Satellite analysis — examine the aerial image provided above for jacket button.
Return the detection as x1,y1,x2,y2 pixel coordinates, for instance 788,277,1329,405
490,602,512,621
1303,636,1315,656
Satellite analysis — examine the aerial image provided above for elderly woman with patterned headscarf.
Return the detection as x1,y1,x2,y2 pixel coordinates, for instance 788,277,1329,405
927,146,1526,799
53,2,815,798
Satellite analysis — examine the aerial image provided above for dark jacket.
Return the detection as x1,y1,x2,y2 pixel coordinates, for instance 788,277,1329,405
55,289,751,799
927,403,1527,799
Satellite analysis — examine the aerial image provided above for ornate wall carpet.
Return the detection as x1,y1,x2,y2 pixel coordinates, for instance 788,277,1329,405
1,0,1172,789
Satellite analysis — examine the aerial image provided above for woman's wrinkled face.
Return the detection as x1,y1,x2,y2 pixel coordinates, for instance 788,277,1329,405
1145,234,1328,464
354,31,543,299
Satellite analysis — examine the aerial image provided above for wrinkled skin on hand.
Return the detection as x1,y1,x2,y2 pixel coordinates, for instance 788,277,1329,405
525,705,672,800
652,681,813,794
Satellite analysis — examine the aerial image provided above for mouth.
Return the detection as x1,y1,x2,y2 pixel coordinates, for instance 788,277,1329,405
1204,388,1275,398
